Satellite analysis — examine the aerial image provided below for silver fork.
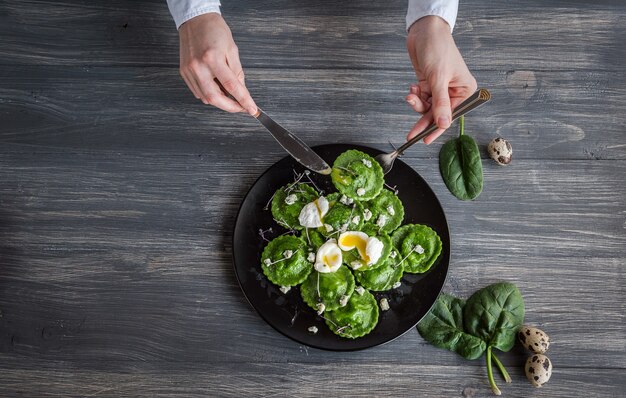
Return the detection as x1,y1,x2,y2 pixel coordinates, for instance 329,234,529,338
375,88,492,174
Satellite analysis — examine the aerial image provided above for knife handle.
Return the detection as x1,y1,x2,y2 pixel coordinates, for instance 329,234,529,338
212,78,261,117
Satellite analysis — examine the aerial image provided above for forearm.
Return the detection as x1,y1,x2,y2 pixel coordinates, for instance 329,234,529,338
406,0,458,32
167,0,221,29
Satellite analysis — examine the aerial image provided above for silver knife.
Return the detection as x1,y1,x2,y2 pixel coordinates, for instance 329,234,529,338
252,108,332,175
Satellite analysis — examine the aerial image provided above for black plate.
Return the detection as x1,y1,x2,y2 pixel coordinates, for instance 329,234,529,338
232,144,449,351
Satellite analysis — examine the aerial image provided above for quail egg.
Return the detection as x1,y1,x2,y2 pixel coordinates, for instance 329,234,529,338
518,325,550,354
487,137,512,165
525,354,552,387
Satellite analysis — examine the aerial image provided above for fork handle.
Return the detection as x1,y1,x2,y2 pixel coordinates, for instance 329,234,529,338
395,88,491,156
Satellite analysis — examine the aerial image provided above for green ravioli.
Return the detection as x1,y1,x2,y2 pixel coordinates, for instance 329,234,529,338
303,228,327,251
391,224,442,274
318,193,364,236
324,289,379,339
271,183,319,230
261,148,449,339
260,235,311,286
331,150,384,201
355,252,404,291
363,189,405,233
300,265,356,312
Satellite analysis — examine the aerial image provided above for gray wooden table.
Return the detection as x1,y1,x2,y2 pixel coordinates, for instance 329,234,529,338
0,1,624,396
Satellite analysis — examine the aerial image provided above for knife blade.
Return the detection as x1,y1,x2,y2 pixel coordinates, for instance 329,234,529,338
254,108,332,175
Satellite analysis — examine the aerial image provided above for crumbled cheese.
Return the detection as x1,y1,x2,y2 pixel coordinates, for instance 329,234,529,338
379,298,390,311
350,261,363,270
308,326,318,334
413,244,425,254
355,286,365,295
363,209,372,221
339,195,353,205
324,223,334,233
284,194,297,205
361,158,372,168
389,251,397,259
263,258,271,265
340,223,349,232
283,250,293,259
279,286,291,294
339,295,349,307
392,281,402,289
307,252,316,262
316,303,326,315
351,215,360,225
386,205,395,216
376,214,388,228
356,187,366,196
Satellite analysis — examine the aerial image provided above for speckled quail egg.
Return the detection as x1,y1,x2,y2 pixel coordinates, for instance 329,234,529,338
487,137,512,165
518,325,550,354
525,354,552,387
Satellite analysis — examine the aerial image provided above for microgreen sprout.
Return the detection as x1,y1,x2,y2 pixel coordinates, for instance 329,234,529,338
335,166,356,176
396,245,422,266
258,227,274,242
384,182,399,195
263,250,299,267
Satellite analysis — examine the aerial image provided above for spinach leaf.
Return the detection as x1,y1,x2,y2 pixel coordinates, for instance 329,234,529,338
417,293,486,360
417,282,524,395
463,282,525,352
439,116,483,200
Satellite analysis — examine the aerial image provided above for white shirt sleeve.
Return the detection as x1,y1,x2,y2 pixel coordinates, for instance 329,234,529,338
406,0,459,32
167,0,221,29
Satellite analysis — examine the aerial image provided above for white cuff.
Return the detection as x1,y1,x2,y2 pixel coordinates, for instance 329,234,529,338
406,0,459,33
167,0,221,29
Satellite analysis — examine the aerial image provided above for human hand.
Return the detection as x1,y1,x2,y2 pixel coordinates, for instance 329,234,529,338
405,16,477,144
178,13,257,115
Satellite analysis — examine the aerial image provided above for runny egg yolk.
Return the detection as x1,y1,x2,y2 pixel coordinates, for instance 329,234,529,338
338,231,370,264
323,253,340,266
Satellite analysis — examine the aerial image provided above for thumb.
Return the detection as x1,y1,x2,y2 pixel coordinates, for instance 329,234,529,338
430,77,452,129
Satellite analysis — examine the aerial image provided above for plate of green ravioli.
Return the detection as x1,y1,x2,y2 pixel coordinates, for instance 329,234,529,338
232,144,449,351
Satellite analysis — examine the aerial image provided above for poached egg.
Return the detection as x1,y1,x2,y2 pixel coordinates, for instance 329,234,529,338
298,196,329,228
338,231,384,267
314,239,343,273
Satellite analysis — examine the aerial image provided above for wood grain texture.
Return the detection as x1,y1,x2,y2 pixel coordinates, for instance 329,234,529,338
0,360,624,397
0,0,624,72
0,0,625,396
0,66,624,160
0,153,623,370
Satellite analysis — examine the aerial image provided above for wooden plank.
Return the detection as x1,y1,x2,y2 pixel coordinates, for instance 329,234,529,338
0,359,623,397
0,66,624,160
0,152,623,368
0,0,624,72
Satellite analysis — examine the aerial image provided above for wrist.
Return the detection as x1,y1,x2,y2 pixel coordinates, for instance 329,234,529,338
179,11,222,32
408,15,451,38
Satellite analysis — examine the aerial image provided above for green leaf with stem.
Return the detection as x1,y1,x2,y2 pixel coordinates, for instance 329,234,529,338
438,116,483,200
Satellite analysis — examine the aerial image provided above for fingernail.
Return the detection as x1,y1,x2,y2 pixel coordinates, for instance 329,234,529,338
248,107,257,116
407,99,416,106
437,116,450,128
